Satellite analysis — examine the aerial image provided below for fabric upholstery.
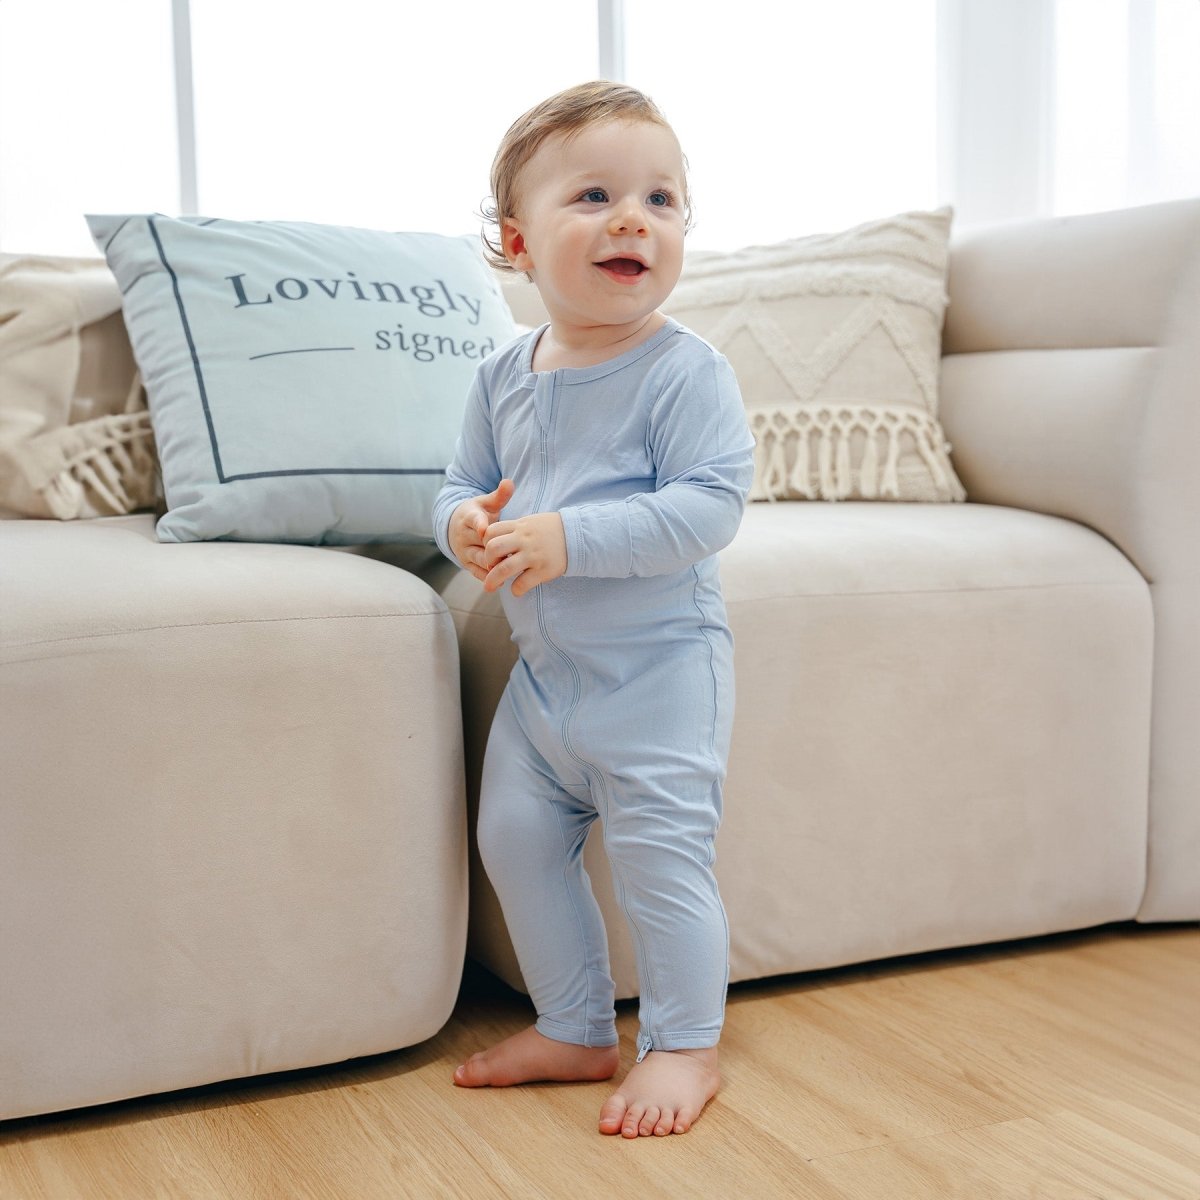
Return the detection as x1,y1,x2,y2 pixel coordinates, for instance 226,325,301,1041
0,515,468,1119
3,198,1195,1121
0,255,155,520
939,196,1200,920
433,502,1152,997
666,209,965,503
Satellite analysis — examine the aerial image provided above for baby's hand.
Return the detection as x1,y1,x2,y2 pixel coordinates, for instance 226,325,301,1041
482,511,567,596
449,479,515,582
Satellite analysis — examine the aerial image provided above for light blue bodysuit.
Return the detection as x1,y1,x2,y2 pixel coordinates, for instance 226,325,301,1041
434,317,755,1060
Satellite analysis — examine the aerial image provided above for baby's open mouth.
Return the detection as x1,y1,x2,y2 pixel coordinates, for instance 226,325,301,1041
596,257,647,276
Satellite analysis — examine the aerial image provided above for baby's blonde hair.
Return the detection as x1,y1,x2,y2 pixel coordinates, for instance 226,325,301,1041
481,80,692,273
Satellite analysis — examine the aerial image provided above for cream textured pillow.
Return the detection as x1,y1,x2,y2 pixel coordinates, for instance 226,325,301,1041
0,255,157,519
666,208,965,502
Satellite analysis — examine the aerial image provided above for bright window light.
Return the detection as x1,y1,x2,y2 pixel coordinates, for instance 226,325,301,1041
1054,0,1200,215
1054,0,1131,214
625,0,941,248
189,0,597,234
1150,0,1200,201
1,2,1197,256
0,0,178,256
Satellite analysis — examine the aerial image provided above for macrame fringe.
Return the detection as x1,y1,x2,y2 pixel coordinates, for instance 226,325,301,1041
749,404,966,503
23,372,159,519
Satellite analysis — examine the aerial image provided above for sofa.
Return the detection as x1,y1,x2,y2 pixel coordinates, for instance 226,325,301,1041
414,197,1200,1000
2,197,1196,1122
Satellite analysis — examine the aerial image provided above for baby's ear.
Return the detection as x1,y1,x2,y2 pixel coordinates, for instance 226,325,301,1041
501,220,531,271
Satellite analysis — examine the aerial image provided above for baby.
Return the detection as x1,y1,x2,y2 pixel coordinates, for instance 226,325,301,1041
433,81,754,1138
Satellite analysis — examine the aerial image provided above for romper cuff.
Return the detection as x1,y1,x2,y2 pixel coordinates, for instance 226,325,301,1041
559,502,634,579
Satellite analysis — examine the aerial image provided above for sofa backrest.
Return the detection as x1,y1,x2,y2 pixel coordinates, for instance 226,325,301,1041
939,196,1200,578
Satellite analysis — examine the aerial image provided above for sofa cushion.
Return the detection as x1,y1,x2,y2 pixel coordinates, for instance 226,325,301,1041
85,214,516,545
0,255,155,520
0,513,468,1120
665,209,966,504
430,502,1152,997
0,513,455,644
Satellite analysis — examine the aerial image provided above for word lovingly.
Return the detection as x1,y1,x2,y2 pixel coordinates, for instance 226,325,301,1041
375,325,496,364
227,272,484,325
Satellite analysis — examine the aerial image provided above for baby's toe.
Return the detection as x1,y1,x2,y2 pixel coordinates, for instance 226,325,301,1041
598,1093,628,1135
452,1052,491,1087
673,1105,700,1134
638,1105,661,1137
653,1109,676,1136
622,1102,648,1139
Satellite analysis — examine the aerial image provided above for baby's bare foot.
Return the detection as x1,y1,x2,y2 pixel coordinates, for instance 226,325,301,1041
453,1025,619,1088
598,1046,720,1137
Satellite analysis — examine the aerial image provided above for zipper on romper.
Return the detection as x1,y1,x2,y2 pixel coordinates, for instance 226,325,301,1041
530,371,587,768
529,372,658,1044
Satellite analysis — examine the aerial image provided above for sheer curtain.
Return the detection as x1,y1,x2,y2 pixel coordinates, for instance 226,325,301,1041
0,0,596,255
1054,0,1200,215
0,0,179,255
188,0,596,233
625,1,941,249
940,0,1200,230
1,1,1196,255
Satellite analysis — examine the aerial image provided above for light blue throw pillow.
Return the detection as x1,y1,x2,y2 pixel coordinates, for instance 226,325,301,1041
86,213,516,544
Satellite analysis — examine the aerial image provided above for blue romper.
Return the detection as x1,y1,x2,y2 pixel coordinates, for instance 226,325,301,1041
434,317,755,1060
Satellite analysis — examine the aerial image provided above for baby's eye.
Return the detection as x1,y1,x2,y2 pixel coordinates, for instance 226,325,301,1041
648,191,673,207
581,188,608,203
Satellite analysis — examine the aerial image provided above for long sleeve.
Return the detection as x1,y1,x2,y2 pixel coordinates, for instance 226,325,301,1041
433,369,500,566
559,352,754,579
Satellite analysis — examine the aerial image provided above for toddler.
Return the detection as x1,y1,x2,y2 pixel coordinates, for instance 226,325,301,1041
433,81,754,1138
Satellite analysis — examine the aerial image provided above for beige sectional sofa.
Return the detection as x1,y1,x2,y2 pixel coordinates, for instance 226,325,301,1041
2,198,1196,1122
419,197,1199,1000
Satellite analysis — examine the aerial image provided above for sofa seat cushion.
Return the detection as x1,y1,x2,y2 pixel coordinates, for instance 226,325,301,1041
2,513,449,646
0,513,467,1119
437,502,1153,997
723,499,1144,601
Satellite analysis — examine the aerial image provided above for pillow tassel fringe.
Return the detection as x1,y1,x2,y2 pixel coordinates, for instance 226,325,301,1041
749,405,966,503
859,430,879,499
24,408,158,520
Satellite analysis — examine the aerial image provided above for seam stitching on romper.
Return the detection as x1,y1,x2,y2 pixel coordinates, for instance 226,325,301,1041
594,770,659,1051
692,564,732,1008
690,563,722,776
549,786,598,1046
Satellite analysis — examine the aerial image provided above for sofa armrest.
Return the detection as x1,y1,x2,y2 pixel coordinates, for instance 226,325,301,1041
939,199,1200,572
939,198,1200,920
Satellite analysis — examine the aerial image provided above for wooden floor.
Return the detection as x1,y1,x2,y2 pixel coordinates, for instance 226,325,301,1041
2,923,1198,1199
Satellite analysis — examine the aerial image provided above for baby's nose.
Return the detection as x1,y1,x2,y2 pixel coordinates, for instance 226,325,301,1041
609,200,647,235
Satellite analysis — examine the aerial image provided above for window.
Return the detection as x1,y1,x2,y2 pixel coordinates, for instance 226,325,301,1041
0,0,596,255
0,0,178,254
1,1,1196,256
1054,0,1200,215
626,1,940,248
189,0,597,232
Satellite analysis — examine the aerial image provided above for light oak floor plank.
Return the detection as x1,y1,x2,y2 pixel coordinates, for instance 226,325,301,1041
1,923,1197,1199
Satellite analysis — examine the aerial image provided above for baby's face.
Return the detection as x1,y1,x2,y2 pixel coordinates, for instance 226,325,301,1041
502,119,687,335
